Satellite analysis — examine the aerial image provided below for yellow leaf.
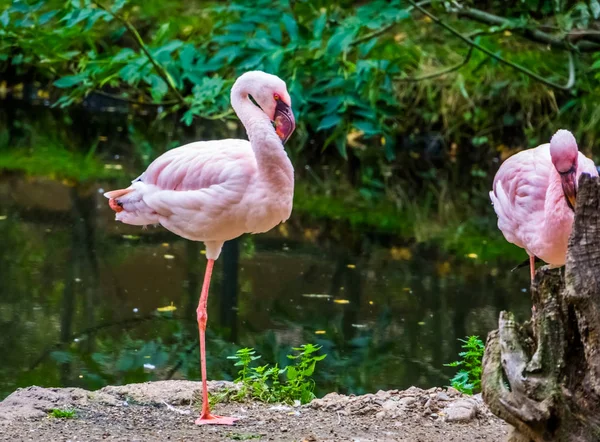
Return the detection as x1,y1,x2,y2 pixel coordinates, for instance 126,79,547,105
314,330,326,335
346,264,356,269
278,223,289,238
333,299,350,305
466,253,478,259
157,302,177,312
391,247,412,260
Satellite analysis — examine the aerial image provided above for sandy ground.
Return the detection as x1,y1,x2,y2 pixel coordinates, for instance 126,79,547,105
0,381,509,441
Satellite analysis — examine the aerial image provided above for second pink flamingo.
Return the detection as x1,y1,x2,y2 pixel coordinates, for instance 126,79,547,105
490,129,597,281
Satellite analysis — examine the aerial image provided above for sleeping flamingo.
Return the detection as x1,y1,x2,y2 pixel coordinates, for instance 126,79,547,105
490,129,597,281
104,71,295,425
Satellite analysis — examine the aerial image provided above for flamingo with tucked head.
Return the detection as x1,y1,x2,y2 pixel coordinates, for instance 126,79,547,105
104,71,295,425
490,129,597,281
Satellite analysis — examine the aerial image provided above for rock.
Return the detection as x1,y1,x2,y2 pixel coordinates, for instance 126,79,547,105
99,380,234,405
382,400,398,412
398,396,416,407
446,387,460,397
436,392,451,401
376,390,391,401
0,386,89,421
403,386,423,396
444,399,478,422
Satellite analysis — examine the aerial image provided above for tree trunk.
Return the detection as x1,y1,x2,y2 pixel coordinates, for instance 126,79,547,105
482,174,600,442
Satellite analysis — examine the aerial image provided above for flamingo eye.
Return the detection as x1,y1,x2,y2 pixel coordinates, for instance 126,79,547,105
274,93,280,101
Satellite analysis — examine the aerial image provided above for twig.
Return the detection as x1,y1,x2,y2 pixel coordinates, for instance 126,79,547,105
407,0,577,91
351,23,396,46
394,30,498,82
162,400,192,415
91,90,180,107
395,45,474,82
91,0,187,106
453,6,600,52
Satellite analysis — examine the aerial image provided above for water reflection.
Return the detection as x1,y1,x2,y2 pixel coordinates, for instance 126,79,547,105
0,104,532,400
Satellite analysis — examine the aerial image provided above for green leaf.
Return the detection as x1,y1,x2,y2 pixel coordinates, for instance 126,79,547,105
147,74,168,101
179,44,197,71
282,13,298,41
286,366,297,381
53,74,87,88
111,0,126,13
38,10,58,25
591,0,600,19
317,114,342,131
313,13,327,39
353,121,379,136
326,26,358,56
0,10,9,27
153,40,183,60
336,137,348,159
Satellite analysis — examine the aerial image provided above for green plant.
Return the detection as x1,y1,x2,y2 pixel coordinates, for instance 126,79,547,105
226,344,326,405
444,335,485,395
49,408,76,418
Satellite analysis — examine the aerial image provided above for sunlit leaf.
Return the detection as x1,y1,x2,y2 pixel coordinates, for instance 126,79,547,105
53,74,87,88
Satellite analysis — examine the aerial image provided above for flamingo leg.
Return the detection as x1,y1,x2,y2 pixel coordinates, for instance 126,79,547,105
195,258,238,426
530,255,536,282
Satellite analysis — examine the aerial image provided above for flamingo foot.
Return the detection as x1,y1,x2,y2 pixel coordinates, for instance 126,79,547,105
195,413,238,426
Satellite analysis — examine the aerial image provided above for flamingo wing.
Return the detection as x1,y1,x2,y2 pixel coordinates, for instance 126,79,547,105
110,139,257,234
490,145,553,252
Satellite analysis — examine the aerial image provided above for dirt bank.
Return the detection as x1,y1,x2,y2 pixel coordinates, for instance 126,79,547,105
0,381,509,441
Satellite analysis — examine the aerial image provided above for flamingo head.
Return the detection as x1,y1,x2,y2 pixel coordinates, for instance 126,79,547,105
237,71,296,144
550,129,579,210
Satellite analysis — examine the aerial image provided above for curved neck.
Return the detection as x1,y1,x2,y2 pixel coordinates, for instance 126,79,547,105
230,83,294,189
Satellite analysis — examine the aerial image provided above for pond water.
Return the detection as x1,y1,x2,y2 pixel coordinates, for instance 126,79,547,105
0,100,532,400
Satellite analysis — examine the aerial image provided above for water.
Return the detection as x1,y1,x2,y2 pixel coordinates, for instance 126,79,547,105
0,100,531,400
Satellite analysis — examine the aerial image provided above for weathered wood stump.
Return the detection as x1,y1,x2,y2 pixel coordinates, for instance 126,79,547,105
482,174,600,442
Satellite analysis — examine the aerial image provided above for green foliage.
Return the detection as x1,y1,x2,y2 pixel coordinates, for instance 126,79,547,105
49,408,76,418
0,144,120,182
444,336,485,395
225,344,327,405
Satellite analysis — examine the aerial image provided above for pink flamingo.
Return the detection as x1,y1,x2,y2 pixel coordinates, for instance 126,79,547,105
104,71,295,425
490,129,597,281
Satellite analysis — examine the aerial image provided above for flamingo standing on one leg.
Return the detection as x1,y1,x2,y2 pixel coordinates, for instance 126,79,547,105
104,71,296,425
490,129,597,282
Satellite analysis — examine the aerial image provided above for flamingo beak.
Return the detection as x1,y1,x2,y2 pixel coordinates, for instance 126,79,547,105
560,169,577,211
274,100,295,144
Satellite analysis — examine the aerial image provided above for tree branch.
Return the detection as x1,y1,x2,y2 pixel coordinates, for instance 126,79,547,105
407,0,577,91
395,46,474,82
91,0,187,106
453,6,600,52
91,90,180,107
